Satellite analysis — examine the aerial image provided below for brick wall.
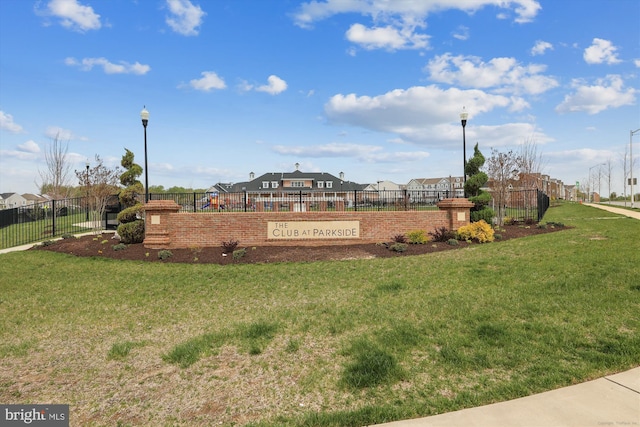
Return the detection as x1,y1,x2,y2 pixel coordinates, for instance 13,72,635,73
143,198,473,249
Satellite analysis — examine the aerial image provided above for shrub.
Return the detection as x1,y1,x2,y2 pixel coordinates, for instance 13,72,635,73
406,230,428,244
117,220,145,244
429,226,456,242
116,204,144,224
222,239,239,253
447,239,459,246
471,207,495,224
392,234,407,243
389,243,408,252
112,243,127,251
232,248,247,259
456,220,495,243
61,233,75,240
40,240,55,247
158,250,173,260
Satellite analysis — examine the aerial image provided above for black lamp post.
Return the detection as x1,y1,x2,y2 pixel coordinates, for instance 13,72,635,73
85,161,90,221
460,106,468,197
140,106,150,203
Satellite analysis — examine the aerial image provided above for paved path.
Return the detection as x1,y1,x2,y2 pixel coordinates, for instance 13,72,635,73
583,203,640,220
372,367,640,427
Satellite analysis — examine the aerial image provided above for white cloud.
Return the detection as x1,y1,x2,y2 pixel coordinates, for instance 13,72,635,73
41,0,101,32
272,142,430,163
555,75,636,114
452,25,469,41
18,140,41,154
65,57,150,75
425,54,558,95
292,1,539,52
293,0,541,29
166,0,206,36
184,71,226,91
0,111,24,133
258,75,288,95
583,38,621,65
531,40,553,56
346,23,429,51
634,59,640,68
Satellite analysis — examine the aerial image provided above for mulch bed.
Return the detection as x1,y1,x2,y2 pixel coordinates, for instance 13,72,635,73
32,224,565,265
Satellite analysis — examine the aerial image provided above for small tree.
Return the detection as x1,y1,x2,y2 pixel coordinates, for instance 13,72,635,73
487,148,520,226
117,148,145,244
464,143,494,223
75,155,121,233
38,132,73,199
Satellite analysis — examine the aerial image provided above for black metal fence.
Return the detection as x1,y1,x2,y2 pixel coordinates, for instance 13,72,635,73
487,189,550,223
149,189,450,213
0,196,120,250
1,189,550,249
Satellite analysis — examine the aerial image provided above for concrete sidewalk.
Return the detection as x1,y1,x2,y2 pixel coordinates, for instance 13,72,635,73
584,203,640,220
372,367,640,427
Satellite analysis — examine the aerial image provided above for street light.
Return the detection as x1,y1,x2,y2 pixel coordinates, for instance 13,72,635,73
588,163,605,203
460,106,468,197
85,160,90,221
140,106,150,203
631,129,640,208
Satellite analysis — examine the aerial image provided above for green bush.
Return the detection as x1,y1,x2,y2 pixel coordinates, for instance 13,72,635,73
117,220,145,244
232,248,247,259
116,204,144,224
390,243,408,252
61,233,75,240
406,230,428,244
447,239,459,246
471,207,495,224
112,243,127,251
158,250,173,260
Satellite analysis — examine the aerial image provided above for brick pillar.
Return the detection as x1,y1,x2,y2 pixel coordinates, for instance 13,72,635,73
437,198,474,231
143,200,180,249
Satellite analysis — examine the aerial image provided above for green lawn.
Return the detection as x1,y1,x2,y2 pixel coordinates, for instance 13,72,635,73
0,202,638,426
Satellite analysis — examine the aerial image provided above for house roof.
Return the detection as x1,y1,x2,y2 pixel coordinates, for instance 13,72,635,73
210,170,366,192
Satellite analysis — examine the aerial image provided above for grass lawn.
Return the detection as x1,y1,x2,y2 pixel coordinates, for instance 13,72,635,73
0,202,638,426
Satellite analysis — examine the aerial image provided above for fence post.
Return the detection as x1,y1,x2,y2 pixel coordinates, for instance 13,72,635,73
354,190,358,211
51,199,56,236
244,191,248,212
193,192,197,212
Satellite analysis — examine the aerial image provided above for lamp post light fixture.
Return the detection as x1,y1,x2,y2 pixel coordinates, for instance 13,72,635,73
140,106,150,203
460,106,468,197
85,160,90,221
631,129,640,208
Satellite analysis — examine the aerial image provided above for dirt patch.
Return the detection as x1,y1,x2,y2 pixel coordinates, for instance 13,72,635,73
32,224,565,264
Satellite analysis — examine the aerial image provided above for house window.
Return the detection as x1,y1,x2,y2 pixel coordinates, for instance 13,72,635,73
271,181,279,189
262,181,270,189
326,181,333,188
291,181,305,187
317,181,324,188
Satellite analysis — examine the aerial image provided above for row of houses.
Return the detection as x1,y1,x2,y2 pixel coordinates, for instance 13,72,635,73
207,166,577,201
0,193,50,210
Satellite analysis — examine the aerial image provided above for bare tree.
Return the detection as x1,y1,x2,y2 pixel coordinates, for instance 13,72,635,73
75,155,121,233
38,132,73,199
487,148,520,226
517,138,547,190
603,158,614,200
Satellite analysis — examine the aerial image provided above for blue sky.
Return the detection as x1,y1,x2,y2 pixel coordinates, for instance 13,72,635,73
1,0,639,196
